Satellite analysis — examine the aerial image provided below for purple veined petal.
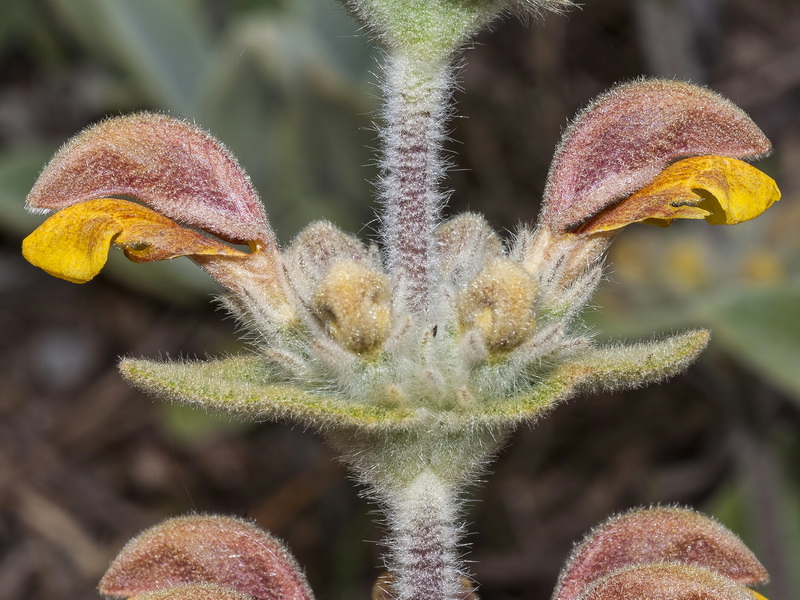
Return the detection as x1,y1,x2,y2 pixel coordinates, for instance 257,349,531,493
26,113,274,245
552,507,768,600
541,79,772,233
98,515,314,600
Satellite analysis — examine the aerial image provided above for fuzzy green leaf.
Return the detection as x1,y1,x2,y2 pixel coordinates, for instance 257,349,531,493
120,329,707,432
348,0,573,58
567,328,710,393
480,329,709,424
120,355,417,429
349,0,496,58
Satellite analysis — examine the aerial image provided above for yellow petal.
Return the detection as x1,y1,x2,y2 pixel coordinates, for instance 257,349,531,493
750,591,768,600
579,155,780,234
22,198,247,283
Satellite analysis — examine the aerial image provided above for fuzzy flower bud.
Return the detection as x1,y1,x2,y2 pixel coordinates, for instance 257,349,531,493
554,507,769,600
99,515,313,600
457,258,537,352
312,260,392,355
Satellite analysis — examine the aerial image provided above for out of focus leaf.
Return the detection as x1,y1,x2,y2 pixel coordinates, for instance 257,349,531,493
705,430,800,599
46,0,212,114
776,433,800,594
158,404,248,444
707,286,800,404
0,147,56,234
198,11,375,239
0,0,29,57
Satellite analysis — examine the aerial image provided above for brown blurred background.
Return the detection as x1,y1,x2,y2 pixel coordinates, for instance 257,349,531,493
1,0,799,598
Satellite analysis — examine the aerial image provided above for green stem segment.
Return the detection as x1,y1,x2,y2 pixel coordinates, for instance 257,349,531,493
381,51,452,314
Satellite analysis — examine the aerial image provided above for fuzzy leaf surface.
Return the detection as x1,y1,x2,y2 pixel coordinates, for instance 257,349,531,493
120,355,417,428
561,329,710,394
120,330,707,430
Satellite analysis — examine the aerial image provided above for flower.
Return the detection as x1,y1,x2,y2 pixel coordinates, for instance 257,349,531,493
22,80,779,439
553,507,769,600
98,515,313,600
542,80,778,234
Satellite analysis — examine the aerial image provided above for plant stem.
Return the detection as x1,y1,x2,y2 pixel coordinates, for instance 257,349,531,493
383,470,467,600
381,50,452,314
333,427,506,600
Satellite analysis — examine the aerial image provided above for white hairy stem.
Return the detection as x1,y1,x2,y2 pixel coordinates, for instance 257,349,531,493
384,471,467,600
380,51,452,314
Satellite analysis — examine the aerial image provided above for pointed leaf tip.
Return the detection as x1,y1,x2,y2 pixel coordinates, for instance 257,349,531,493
543,79,772,233
554,507,768,600
26,113,273,245
571,329,710,394
99,515,314,600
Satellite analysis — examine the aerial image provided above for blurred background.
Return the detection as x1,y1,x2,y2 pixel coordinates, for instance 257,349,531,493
1,0,799,598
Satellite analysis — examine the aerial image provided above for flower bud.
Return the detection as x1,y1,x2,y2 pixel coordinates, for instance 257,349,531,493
554,507,768,600
99,515,313,600
457,258,537,352
576,564,760,600
312,260,392,354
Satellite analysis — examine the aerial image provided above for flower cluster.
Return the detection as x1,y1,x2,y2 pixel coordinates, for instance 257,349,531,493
23,80,778,436
21,8,780,593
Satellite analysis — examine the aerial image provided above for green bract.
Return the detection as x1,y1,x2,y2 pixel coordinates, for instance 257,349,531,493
121,331,709,432
348,0,573,59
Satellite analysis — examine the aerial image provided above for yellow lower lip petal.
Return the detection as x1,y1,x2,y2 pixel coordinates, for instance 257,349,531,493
579,155,780,234
22,198,248,283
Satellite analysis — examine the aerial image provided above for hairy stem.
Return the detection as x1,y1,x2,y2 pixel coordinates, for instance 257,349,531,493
332,427,507,600
383,470,467,600
380,51,452,314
